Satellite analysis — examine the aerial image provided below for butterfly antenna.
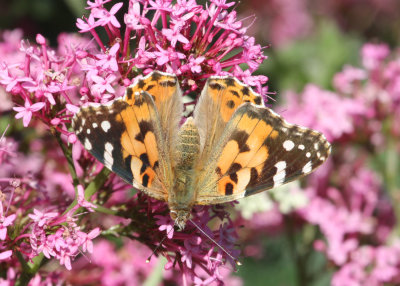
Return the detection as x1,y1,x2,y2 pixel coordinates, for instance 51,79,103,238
189,218,241,266
146,226,174,263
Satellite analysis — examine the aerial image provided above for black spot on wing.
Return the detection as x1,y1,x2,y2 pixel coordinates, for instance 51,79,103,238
140,121,154,136
225,183,233,195
229,172,238,183
126,87,133,100
134,96,145,106
160,80,176,87
151,72,162,81
216,166,222,176
209,82,224,90
142,174,149,187
249,167,259,186
124,155,132,171
241,86,250,96
230,90,240,98
227,162,242,174
225,78,236,86
231,130,250,153
146,84,155,91
226,100,235,109
139,153,150,173
134,120,154,143
138,79,145,88
254,96,262,105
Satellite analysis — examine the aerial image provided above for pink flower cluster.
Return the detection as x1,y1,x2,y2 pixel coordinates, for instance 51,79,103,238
281,43,400,285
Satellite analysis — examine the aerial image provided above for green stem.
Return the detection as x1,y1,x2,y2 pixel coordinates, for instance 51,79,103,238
15,252,44,286
385,138,400,235
64,166,111,215
284,215,307,286
53,129,80,192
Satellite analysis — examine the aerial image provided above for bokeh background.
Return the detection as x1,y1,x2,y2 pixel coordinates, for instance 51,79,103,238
1,0,400,285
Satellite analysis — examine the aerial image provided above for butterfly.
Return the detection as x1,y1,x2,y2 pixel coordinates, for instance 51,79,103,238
72,71,331,230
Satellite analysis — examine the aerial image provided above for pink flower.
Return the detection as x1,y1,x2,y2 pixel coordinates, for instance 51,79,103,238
0,202,16,241
362,43,390,70
13,101,45,127
124,1,146,30
76,14,99,32
155,215,175,239
0,250,12,261
76,185,97,212
78,228,101,253
90,74,116,95
162,27,189,47
96,42,120,72
28,209,58,227
93,2,123,28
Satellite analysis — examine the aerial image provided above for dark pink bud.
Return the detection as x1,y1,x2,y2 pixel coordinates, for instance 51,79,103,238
75,50,88,59
183,43,192,51
141,17,151,25
51,118,61,125
35,90,44,99
123,78,131,86
36,34,46,45
80,87,89,96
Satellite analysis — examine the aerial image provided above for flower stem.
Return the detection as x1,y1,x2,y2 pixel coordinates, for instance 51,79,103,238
64,166,111,214
15,252,44,286
284,215,308,286
52,128,80,192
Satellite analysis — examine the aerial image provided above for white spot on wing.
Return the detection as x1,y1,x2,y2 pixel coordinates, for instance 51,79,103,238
302,161,312,174
92,123,98,128
101,121,111,132
273,161,286,187
306,152,311,158
86,129,91,134
84,138,92,150
283,140,295,151
104,142,114,169
298,144,305,150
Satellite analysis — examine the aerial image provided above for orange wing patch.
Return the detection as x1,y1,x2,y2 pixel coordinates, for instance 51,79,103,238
206,77,263,123
125,72,178,109
116,93,161,188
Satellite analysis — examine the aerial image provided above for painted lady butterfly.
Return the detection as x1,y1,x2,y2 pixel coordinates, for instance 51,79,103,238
72,71,331,230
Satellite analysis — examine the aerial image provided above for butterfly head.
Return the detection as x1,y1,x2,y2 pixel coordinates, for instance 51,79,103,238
170,209,191,231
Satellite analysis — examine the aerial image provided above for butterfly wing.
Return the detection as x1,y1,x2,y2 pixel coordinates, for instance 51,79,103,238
194,79,331,205
193,77,264,165
72,72,182,201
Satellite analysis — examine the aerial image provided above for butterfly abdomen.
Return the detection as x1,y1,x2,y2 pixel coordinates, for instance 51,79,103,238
175,117,200,170
168,117,200,224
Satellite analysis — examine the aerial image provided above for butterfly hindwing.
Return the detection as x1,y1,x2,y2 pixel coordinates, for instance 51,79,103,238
194,83,331,205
